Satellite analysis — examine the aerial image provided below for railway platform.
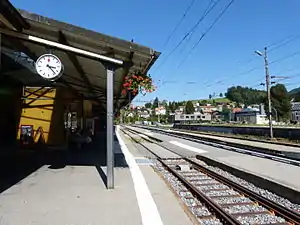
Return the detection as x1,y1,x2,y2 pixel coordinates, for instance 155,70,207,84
131,126,300,203
170,128,300,153
0,128,193,225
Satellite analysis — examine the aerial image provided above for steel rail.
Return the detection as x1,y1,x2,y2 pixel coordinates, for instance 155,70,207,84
121,126,240,225
123,125,300,224
185,158,300,224
133,125,300,166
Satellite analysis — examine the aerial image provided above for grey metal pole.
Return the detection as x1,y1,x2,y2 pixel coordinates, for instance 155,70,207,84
264,47,273,138
0,33,2,70
272,106,278,122
106,67,114,189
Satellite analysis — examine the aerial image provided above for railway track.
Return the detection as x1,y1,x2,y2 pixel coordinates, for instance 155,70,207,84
121,126,300,225
132,125,300,167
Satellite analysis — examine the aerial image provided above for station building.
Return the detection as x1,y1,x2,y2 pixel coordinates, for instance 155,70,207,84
0,0,160,188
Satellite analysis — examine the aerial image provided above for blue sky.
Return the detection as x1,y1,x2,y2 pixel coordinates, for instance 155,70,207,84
11,0,300,104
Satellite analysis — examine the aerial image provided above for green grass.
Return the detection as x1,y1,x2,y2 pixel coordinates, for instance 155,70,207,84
191,98,231,104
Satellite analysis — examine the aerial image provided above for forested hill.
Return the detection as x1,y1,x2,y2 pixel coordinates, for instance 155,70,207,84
289,87,300,101
226,86,266,106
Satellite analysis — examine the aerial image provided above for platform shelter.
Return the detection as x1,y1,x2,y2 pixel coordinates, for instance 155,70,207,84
0,0,160,188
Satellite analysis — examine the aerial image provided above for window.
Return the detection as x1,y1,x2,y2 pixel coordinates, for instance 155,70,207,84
191,116,194,119
202,116,205,119
197,115,201,118
185,116,190,119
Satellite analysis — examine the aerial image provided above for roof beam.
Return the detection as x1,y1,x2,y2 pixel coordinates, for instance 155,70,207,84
58,31,105,98
0,0,30,31
0,28,123,65
2,34,37,60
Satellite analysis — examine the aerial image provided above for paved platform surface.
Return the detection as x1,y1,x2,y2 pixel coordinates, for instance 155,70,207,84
119,129,194,225
142,126,300,153
0,128,193,225
123,131,180,159
133,126,300,192
0,165,141,225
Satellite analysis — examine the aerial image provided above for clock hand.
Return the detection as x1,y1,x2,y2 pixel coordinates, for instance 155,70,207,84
47,65,56,75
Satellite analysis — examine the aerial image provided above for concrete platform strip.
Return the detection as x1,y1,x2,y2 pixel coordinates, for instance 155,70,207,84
169,140,207,154
135,157,153,166
116,126,164,225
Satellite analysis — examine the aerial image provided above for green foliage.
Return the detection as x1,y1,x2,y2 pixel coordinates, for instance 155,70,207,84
185,101,195,114
221,105,231,121
289,87,300,101
152,97,159,108
145,102,152,108
270,84,291,121
212,99,216,106
226,86,266,106
195,98,230,105
209,94,212,99
168,101,177,113
219,93,223,97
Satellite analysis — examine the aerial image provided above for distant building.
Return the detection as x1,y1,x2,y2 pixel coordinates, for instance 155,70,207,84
155,106,166,115
229,108,242,121
291,102,300,122
140,110,150,118
174,113,211,124
235,104,268,124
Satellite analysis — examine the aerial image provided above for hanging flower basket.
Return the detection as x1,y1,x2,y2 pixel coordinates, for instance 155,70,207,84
121,74,156,96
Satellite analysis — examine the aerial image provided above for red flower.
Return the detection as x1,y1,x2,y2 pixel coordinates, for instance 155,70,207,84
132,75,137,79
121,89,127,95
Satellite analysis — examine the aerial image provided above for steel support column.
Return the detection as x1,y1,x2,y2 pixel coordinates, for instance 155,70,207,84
106,66,115,189
0,32,2,70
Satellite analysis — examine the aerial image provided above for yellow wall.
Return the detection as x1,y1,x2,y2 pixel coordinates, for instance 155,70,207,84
18,87,56,143
83,100,93,117
18,87,94,145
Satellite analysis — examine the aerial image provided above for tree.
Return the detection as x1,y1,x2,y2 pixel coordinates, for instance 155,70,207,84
168,101,177,113
145,102,152,108
161,100,168,107
270,84,291,121
201,99,208,106
209,94,212,99
226,86,266,106
185,101,195,114
152,97,159,108
221,105,231,121
219,93,223,97
212,99,216,106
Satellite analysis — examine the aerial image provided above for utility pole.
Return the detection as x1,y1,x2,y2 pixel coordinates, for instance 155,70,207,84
263,47,273,139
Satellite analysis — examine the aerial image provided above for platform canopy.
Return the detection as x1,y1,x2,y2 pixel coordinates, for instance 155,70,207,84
0,0,160,111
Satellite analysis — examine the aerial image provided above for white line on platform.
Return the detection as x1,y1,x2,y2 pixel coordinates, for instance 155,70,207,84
138,134,149,139
169,141,207,154
145,132,153,136
116,126,164,225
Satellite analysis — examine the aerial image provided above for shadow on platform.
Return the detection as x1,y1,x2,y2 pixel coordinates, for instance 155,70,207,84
0,131,127,193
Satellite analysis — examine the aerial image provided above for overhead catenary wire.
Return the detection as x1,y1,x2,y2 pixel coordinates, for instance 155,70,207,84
269,50,300,65
177,0,236,68
201,45,300,90
152,0,222,76
138,5,300,104
203,34,300,86
162,0,198,49
174,0,217,56
155,0,224,90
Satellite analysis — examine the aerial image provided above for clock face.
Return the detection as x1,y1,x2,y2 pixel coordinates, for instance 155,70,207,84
35,54,63,80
